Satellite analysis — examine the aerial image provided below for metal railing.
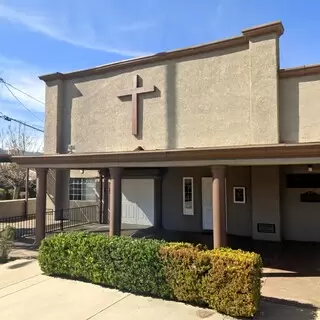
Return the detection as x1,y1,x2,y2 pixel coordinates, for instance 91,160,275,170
48,205,99,232
0,211,51,240
0,205,99,240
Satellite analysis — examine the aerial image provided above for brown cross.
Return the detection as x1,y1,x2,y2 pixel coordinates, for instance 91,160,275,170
118,74,155,136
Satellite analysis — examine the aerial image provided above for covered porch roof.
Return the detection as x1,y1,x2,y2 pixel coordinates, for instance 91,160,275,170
11,143,320,168
0,154,11,163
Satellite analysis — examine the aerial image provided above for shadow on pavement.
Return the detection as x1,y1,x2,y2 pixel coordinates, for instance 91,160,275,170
8,260,33,270
255,297,318,320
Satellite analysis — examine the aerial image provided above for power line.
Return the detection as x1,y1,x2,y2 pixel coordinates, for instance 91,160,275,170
0,112,44,133
0,78,43,123
0,79,45,105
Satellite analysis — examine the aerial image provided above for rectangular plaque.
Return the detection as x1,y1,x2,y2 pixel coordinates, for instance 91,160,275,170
257,223,276,234
300,191,320,202
233,187,246,204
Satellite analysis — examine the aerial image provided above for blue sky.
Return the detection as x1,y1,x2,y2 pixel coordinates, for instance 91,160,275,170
0,0,319,150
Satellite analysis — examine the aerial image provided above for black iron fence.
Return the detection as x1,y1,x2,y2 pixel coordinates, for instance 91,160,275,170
48,205,99,232
0,205,99,240
0,213,38,239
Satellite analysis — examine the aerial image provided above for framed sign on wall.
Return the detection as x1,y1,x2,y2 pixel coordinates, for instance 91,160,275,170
233,187,246,204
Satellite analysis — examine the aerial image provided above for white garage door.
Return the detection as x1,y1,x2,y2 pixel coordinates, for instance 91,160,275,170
121,179,154,226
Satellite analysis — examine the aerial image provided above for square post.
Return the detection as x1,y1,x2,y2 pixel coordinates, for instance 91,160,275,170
35,168,48,246
109,168,122,236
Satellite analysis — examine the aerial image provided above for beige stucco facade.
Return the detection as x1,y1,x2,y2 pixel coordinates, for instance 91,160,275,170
280,74,320,143
44,33,281,154
37,21,320,243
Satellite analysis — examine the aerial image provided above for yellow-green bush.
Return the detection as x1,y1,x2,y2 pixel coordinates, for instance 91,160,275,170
38,232,262,317
160,245,262,317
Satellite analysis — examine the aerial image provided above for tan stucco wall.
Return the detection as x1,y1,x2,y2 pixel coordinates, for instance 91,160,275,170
44,32,280,154
251,166,281,241
67,47,251,152
282,165,320,242
0,199,37,218
70,170,98,178
249,35,280,144
280,74,320,143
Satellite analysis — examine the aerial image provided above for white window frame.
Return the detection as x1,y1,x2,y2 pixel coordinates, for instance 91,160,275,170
233,186,246,204
183,177,194,215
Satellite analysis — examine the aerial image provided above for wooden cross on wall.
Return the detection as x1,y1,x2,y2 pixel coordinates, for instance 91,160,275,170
118,74,155,136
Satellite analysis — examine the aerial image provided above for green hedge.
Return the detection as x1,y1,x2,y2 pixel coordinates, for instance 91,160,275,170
38,233,262,317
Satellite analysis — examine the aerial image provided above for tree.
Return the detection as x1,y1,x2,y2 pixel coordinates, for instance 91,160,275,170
0,124,40,199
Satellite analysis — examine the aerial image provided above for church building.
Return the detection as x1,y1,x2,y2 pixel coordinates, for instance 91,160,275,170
13,21,320,246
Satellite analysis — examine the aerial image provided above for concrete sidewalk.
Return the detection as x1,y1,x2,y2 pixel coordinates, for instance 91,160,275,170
0,259,319,320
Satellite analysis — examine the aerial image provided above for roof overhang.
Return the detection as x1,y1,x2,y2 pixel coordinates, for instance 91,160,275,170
11,143,320,169
0,154,11,163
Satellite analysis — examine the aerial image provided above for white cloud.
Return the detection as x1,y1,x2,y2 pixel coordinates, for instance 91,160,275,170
0,55,45,114
0,3,153,57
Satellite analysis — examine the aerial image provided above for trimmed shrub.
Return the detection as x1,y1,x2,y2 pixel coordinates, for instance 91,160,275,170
0,226,15,263
38,233,262,317
39,233,172,298
160,245,262,317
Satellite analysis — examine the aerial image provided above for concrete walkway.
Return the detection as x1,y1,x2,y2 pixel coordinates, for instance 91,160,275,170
0,259,319,320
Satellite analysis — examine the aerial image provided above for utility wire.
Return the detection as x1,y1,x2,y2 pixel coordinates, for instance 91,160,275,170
0,112,44,133
0,79,45,105
0,78,44,123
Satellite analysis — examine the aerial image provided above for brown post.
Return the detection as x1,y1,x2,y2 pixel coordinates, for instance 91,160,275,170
109,168,122,236
212,166,227,248
35,168,48,246
24,168,29,218
103,170,109,224
98,171,103,223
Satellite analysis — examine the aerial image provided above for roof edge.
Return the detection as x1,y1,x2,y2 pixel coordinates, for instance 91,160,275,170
11,142,320,167
242,21,284,38
39,36,248,82
279,64,320,78
39,21,284,82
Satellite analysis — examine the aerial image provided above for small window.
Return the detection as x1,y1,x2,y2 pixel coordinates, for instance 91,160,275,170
233,187,246,204
69,178,96,201
183,177,194,215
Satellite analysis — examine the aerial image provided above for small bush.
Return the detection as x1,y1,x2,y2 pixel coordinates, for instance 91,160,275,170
0,226,15,263
160,246,262,317
0,188,6,200
39,233,172,298
38,233,262,317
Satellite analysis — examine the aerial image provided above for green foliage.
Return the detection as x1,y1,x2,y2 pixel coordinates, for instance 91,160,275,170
38,233,262,318
0,226,15,263
38,233,172,298
0,188,6,200
160,245,262,317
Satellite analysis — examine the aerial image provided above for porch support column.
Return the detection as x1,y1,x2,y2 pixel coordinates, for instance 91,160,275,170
154,176,163,229
212,166,227,248
98,171,103,223
102,170,109,224
109,168,122,236
35,168,48,246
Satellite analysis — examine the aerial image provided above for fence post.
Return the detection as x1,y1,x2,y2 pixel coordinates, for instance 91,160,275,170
24,168,29,218
60,208,64,231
